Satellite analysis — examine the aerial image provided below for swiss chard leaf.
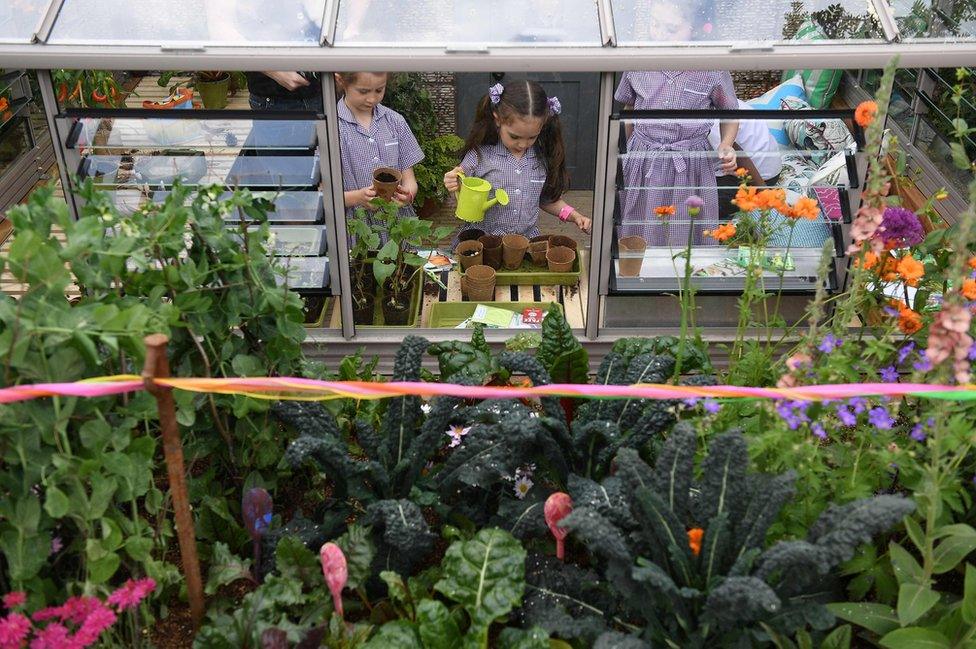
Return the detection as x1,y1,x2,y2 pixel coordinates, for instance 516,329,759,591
534,305,588,384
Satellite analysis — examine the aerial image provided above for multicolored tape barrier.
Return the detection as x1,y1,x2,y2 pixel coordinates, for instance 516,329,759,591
0,375,975,405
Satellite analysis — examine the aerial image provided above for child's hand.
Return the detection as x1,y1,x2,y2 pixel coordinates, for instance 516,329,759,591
393,186,414,207
717,145,737,174
572,212,592,234
357,187,378,209
443,166,464,193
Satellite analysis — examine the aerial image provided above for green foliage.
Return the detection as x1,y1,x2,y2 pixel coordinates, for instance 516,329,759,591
535,304,588,384
558,426,914,645
610,335,713,375
428,323,501,382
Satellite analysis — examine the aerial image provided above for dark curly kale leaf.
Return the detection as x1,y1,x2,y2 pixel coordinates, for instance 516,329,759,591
703,576,781,628
695,431,749,526
567,473,630,529
380,336,429,469
257,513,345,579
495,491,549,540
366,499,435,575
610,335,712,375
572,420,621,480
520,553,612,643
496,351,567,432
594,632,651,649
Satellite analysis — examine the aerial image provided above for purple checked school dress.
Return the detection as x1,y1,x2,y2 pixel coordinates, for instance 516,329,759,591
615,71,737,246
455,143,547,243
337,100,424,243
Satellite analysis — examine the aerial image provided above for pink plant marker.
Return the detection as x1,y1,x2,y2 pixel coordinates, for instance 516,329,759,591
319,542,348,619
545,492,573,561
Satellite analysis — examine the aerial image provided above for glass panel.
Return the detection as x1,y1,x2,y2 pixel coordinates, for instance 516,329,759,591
890,0,976,40
49,0,326,45
334,0,601,46
80,154,321,188
0,116,33,176
612,0,885,44
73,118,318,151
0,0,47,43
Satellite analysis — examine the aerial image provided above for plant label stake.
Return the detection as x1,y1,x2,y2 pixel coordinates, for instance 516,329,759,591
320,543,348,619
142,334,205,628
545,492,573,561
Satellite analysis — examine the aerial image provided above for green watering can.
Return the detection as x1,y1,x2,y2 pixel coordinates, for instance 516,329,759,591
455,171,509,223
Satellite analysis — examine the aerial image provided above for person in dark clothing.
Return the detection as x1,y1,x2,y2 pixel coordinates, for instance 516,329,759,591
246,71,323,113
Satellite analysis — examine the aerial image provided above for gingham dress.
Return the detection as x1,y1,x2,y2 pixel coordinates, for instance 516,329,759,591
337,100,424,242
615,71,737,246
455,143,547,243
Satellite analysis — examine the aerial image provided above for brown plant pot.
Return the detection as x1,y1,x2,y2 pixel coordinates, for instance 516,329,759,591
455,240,484,271
501,234,529,270
372,167,402,201
478,235,503,270
546,246,576,273
548,235,578,253
352,292,376,325
458,228,486,243
618,235,646,277
529,236,549,265
462,265,496,301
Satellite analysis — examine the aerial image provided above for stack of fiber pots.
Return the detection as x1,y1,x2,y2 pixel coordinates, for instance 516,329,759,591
478,235,503,269
529,236,549,265
501,235,529,270
462,265,496,301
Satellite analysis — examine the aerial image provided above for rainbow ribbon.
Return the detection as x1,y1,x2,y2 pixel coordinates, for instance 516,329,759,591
0,375,975,405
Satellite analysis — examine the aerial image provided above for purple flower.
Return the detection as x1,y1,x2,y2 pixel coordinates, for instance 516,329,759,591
685,195,705,209
818,334,843,354
868,406,894,430
897,342,915,364
848,397,867,414
913,350,933,372
703,399,721,414
836,405,857,426
682,397,701,407
910,424,927,442
880,206,925,247
969,342,976,362
50,537,63,555
811,422,827,439
775,400,811,430
880,366,899,382
883,305,900,317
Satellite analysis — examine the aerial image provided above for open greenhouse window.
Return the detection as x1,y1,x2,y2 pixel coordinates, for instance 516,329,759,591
47,0,326,46
335,72,598,332
891,0,976,40
0,0,50,43
332,0,603,47
611,0,889,45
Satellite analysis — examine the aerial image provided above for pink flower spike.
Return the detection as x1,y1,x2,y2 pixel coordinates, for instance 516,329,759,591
70,604,116,647
320,543,348,619
544,492,573,561
2,593,26,610
29,622,69,649
107,578,156,612
0,612,32,649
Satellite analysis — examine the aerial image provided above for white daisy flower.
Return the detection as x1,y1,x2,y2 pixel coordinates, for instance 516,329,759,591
513,475,534,499
421,402,432,415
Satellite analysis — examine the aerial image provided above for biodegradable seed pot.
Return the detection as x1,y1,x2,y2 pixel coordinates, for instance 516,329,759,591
546,245,576,273
458,228,486,242
548,234,578,252
529,235,550,265
455,240,484,271
478,234,503,270
463,264,496,301
618,235,646,277
501,234,529,270
372,167,402,201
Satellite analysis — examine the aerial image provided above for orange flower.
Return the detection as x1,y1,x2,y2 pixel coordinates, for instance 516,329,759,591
787,196,820,220
968,257,976,271
732,185,759,212
0,98,8,114
855,100,878,128
755,188,787,213
705,223,736,242
891,300,923,335
859,251,879,270
687,528,704,556
655,205,676,217
734,167,749,178
881,255,899,282
963,279,976,300
935,190,949,201
896,254,924,287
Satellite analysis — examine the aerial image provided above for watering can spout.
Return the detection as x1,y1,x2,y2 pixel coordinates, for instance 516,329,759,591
486,189,509,210
455,171,510,223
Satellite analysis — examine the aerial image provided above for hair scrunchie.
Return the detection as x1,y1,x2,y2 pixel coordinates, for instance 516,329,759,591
547,96,562,116
488,83,504,105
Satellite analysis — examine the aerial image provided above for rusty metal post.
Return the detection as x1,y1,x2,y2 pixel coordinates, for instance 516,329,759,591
142,334,205,628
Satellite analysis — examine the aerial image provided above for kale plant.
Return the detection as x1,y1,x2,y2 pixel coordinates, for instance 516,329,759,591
548,424,915,647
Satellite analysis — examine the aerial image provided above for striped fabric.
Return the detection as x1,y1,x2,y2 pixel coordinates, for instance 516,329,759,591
781,21,843,109
455,143,548,241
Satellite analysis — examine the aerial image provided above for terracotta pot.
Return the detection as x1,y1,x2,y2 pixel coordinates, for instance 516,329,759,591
454,240,484,271
529,235,549,265
501,234,529,270
546,246,576,273
618,235,646,277
548,235,578,252
478,235,503,270
458,228,486,242
372,167,401,201
462,265,496,301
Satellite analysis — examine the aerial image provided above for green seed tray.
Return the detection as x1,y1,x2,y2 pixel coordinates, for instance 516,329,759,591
460,254,581,286
427,301,563,329
358,274,424,328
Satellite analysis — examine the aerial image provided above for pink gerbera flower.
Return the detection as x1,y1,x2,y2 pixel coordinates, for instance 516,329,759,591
70,604,116,647
107,578,156,612
0,612,32,649
28,622,69,649
2,593,26,610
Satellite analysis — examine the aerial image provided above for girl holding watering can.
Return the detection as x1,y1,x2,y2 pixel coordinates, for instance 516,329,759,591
444,80,592,242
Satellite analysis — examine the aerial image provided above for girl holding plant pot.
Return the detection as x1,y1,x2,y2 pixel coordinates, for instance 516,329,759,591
443,80,592,245
336,72,424,243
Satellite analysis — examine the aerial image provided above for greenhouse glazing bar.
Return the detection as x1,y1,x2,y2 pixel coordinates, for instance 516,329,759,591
2,42,976,72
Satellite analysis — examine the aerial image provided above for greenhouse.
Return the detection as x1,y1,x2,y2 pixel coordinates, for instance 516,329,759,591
0,0,975,647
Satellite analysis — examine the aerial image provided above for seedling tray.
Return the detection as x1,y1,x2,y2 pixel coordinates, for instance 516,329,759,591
428,301,563,329
359,274,424,328
460,255,581,286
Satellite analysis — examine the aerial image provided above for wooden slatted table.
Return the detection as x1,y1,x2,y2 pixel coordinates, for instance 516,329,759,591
126,77,252,110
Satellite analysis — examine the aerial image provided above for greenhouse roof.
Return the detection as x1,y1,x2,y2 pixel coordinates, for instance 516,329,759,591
0,0,974,69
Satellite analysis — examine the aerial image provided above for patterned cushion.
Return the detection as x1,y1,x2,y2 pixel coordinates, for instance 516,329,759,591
781,21,843,109
746,74,808,148
777,151,819,193
781,95,855,165
810,150,850,188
